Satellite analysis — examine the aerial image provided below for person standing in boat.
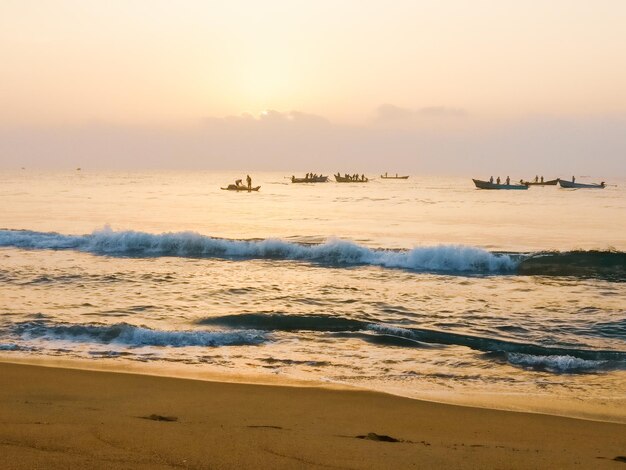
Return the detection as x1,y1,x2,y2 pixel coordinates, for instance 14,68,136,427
535,175,539,183
572,175,576,183
489,176,494,183
246,174,252,190
541,176,544,183
506,176,510,185
496,177,501,184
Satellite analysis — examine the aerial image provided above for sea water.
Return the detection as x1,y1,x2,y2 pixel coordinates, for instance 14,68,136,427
1,170,625,419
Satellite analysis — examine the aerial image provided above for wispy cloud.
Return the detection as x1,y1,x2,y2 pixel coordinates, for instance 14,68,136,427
374,104,467,124
1,110,625,176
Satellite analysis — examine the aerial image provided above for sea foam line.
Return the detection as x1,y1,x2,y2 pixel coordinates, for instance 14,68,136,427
10,321,268,348
0,228,517,273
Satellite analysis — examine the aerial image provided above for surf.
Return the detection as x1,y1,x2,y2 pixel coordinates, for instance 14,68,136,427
1,228,624,279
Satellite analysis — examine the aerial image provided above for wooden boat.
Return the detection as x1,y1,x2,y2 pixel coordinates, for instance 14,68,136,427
221,185,261,192
472,179,528,190
523,179,559,186
558,180,605,189
380,174,409,179
334,174,369,183
291,175,329,183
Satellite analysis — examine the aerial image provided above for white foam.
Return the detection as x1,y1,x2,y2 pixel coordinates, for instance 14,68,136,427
366,323,415,338
506,353,606,372
0,228,518,273
16,322,268,347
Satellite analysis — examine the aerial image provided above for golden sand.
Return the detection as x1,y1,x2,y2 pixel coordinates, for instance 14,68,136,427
1,362,624,469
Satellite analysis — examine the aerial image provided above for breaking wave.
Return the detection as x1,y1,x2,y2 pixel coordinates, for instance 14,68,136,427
9,321,267,347
1,228,624,279
199,313,626,373
504,353,612,373
0,228,515,274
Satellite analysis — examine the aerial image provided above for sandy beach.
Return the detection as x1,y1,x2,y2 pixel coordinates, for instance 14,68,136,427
1,362,624,469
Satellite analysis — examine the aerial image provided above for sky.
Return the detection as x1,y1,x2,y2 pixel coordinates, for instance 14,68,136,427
1,0,625,174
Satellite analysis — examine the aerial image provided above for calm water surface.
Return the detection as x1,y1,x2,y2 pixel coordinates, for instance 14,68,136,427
1,171,625,419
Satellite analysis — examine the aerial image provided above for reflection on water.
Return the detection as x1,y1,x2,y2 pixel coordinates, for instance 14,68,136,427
0,171,625,419
1,170,625,251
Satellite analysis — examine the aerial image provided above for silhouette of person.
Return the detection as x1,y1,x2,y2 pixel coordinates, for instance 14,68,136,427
246,174,252,190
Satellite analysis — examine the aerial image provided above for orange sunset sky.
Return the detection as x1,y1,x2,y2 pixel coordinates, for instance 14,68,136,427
1,0,625,173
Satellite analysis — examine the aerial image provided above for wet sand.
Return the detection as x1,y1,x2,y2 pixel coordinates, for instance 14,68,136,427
1,362,625,469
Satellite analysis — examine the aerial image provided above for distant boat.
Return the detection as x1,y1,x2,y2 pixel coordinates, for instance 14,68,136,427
523,178,559,186
291,175,329,183
380,174,409,179
558,180,605,189
472,179,528,190
221,185,261,192
335,174,369,183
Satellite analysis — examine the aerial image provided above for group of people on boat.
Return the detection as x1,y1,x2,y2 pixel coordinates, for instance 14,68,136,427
489,176,511,185
337,173,367,182
489,175,554,186
480,174,606,189
292,173,323,182
232,175,253,190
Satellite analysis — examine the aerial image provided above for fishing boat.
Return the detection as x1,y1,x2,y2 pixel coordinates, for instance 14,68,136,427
335,174,369,183
558,180,605,189
380,174,409,179
472,179,528,190
221,184,261,192
291,175,329,183
523,178,559,186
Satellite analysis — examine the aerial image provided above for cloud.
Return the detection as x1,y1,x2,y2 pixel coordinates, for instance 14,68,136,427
0,111,625,176
374,104,467,124
374,104,414,122
202,110,331,129
418,106,466,117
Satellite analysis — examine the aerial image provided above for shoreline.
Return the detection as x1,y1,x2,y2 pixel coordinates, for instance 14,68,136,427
2,354,625,425
1,361,625,469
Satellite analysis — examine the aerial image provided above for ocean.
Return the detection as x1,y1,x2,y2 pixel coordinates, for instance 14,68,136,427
1,170,625,419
